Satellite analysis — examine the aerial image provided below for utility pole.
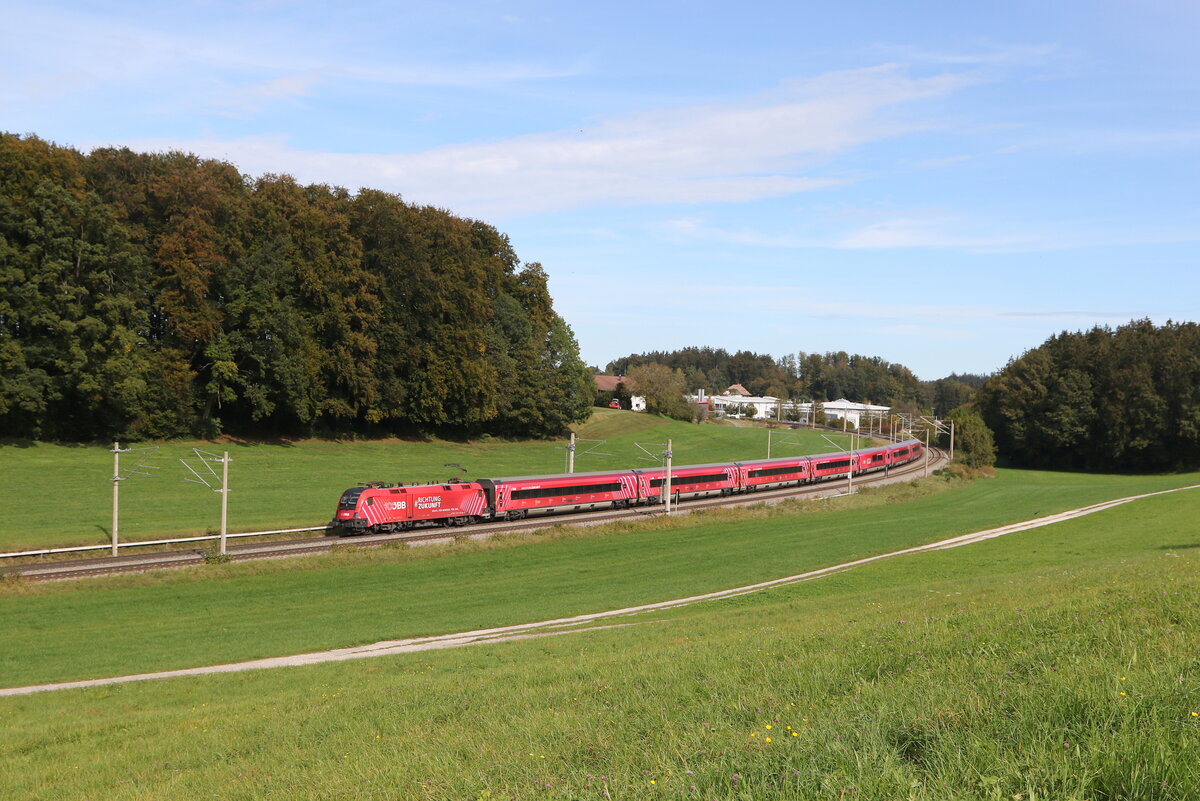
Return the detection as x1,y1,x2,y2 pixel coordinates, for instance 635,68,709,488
664,439,673,516
180,448,232,556
917,414,951,474
109,441,159,555
219,451,230,556
847,430,855,495
567,432,576,473
111,441,126,556
924,429,931,478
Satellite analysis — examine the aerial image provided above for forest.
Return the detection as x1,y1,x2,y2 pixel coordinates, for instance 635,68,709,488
606,346,983,414
975,320,1200,471
0,133,594,441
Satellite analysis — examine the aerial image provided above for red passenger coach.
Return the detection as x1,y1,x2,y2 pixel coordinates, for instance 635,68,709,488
737,457,810,490
810,453,854,481
889,442,920,466
640,463,739,503
483,470,640,520
331,481,488,534
856,446,892,474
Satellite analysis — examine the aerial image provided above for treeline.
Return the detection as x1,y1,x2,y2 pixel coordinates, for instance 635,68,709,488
0,133,593,441
976,320,1200,471
606,346,977,411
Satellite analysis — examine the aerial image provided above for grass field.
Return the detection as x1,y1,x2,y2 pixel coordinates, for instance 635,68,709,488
2,467,1197,688
0,410,860,552
0,466,1197,799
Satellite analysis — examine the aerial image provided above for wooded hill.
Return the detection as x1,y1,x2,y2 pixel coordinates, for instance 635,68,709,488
976,320,1200,471
0,133,593,441
606,346,981,413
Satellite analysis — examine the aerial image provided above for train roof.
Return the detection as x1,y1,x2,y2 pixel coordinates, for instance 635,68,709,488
485,468,643,483
484,439,923,483
635,461,741,472
347,480,483,490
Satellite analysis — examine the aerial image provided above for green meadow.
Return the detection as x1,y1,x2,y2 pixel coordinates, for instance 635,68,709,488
1,467,1196,688
1,465,1199,799
0,410,859,552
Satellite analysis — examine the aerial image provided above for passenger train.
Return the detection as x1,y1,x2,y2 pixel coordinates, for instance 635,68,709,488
330,438,924,535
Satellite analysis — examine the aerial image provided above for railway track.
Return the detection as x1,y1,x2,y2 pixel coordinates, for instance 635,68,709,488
7,449,947,582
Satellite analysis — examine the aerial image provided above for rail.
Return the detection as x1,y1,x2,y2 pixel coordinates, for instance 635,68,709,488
0,525,330,560
2,437,937,562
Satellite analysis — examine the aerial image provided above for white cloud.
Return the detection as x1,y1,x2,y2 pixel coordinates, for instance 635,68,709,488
1,3,584,113
834,214,1200,252
834,216,1031,250
560,281,1153,330
869,43,1063,68
102,64,969,217
911,154,975,168
211,74,322,116
997,129,1200,156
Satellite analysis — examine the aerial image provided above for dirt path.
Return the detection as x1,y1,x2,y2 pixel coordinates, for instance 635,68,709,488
3,483,1196,697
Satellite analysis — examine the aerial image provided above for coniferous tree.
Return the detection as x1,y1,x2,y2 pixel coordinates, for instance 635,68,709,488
976,320,1200,471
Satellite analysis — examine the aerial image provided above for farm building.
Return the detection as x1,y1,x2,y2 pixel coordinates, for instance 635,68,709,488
593,375,647,412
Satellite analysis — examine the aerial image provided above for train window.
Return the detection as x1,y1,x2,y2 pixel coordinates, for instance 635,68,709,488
815,459,852,470
366,497,374,506
650,472,729,488
338,488,364,510
748,465,803,478
510,482,623,500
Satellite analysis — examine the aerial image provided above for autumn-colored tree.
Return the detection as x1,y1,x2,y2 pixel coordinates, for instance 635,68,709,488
0,133,592,440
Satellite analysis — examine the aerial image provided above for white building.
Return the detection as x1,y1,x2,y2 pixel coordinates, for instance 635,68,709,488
792,398,891,428
694,390,783,420
594,375,647,412
691,391,892,427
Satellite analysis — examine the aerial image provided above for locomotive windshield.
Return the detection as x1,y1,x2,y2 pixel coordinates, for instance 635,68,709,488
337,488,365,510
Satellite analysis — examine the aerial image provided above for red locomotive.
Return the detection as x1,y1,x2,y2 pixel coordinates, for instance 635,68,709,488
333,480,490,533
329,439,926,535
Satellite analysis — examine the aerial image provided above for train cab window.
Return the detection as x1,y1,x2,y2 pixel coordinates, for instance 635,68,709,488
338,488,365,510
366,497,374,506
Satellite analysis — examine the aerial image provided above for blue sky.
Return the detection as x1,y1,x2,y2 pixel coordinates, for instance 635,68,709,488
4,1,1198,378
